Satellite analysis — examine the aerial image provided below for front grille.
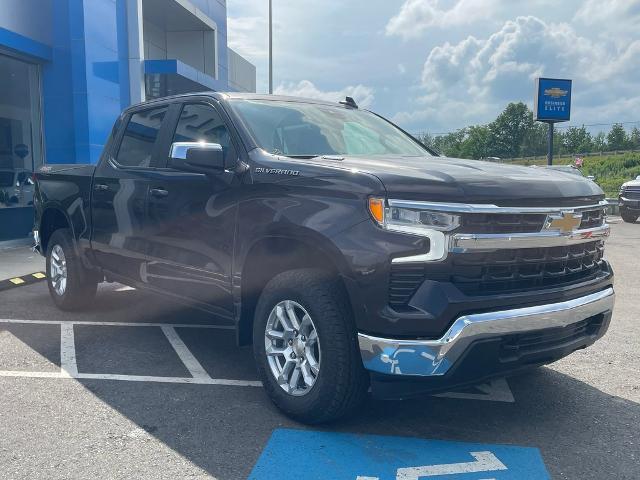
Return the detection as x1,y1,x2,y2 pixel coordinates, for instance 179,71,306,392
579,208,605,229
450,241,605,295
388,241,606,307
457,208,604,234
499,314,604,362
459,213,546,233
622,186,640,200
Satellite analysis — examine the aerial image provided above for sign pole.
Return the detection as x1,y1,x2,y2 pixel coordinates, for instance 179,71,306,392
547,122,554,166
268,0,273,94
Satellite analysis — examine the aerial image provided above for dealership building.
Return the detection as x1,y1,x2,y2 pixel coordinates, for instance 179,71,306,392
0,0,256,240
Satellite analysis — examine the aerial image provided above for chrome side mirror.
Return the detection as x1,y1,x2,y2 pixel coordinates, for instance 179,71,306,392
169,142,225,174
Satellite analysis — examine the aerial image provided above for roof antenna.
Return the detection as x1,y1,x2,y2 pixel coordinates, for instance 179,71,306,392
339,96,358,108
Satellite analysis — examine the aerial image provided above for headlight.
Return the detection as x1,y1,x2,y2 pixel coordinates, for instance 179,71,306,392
368,197,460,233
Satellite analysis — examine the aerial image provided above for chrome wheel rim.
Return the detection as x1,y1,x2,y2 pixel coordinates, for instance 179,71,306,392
50,244,67,296
264,300,321,396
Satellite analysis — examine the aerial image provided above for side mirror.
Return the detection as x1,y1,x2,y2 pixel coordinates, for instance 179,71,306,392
169,142,225,174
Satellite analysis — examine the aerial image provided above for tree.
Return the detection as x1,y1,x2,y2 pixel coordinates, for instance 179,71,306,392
629,127,640,149
563,126,592,154
487,102,533,158
593,132,607,152
607,123,628,151
432,129,466,157
459,125,491,159
521,122,548,157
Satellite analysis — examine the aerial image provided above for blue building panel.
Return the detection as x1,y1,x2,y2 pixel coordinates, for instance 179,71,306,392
1,0,248,168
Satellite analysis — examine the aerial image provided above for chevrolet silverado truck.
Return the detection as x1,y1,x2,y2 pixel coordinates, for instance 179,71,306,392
33,93,615,423
619,176,640,223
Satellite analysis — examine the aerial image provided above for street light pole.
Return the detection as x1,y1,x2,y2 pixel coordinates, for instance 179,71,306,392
268,0,273,94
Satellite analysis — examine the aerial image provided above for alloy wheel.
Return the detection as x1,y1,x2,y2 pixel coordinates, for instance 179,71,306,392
50,244,67,296
264,300,321,396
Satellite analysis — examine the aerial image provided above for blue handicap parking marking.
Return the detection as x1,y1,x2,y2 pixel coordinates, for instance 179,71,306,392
249,429,550,480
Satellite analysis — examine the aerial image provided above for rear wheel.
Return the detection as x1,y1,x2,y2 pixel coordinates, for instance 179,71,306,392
253,269,368,423
621,208,639,223
46,229,98,310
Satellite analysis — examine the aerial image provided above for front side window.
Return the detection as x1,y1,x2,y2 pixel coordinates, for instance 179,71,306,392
172,103,236,163
229,99,428,157
116,106,168,167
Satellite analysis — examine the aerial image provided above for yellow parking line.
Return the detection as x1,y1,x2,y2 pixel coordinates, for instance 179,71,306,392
9,278,25,285
32,272,46,279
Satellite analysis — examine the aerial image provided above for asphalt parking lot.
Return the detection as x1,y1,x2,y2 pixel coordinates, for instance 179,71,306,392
0,221,638,479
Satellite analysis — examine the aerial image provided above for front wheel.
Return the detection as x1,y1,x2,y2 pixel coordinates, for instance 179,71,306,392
253,269,368,424
621,208,639,223
46,229,98,311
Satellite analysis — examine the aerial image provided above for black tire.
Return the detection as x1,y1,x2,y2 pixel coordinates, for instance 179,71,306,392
620,208,638,223
45,229,98,311
253,268,369,424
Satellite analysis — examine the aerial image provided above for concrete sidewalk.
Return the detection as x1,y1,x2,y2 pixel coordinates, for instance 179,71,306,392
0,240,45,281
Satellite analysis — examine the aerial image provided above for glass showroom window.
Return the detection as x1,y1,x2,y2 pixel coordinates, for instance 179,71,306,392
0,53,43,209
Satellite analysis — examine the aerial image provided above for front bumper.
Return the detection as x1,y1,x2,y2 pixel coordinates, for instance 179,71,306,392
619,197,640,210
359,287,614,378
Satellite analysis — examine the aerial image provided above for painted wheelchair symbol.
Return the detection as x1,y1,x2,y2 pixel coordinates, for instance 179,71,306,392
356,451,507,480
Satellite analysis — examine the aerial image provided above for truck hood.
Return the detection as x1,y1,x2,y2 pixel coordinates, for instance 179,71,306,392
622,179,640,188
337,155,604,207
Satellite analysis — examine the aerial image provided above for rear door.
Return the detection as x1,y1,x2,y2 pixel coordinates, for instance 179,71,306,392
142,100,241,319
91,103,176,282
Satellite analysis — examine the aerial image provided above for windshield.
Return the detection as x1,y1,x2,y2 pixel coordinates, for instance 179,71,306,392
230,99,429,157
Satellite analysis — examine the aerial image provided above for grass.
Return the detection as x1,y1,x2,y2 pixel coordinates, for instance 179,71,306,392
508,153,640,198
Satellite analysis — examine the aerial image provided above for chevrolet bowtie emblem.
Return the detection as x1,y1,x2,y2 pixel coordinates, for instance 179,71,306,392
545,212,582,233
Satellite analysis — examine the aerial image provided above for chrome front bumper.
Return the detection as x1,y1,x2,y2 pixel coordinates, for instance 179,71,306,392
358,287,615,377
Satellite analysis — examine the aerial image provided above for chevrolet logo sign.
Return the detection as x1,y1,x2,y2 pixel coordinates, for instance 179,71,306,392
544,87,568,98
545,212,582,233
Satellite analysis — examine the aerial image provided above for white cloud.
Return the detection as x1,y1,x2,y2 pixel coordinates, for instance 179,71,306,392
397,63,407,75
227,16,268,60
396,15,640,131
386,0,500,40
274,80,375,108
574,0,640,25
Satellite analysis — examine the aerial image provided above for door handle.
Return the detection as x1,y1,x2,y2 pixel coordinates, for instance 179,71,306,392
94,183,110,192
150,188,169,198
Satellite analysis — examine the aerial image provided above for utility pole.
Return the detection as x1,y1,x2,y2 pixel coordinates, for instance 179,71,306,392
268,0,273,94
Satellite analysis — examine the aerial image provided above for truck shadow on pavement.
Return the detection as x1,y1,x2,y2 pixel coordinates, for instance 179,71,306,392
74,363,639,479
1,283,637,479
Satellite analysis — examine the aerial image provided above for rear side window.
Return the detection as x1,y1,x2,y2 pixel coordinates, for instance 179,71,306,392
116,106,168,167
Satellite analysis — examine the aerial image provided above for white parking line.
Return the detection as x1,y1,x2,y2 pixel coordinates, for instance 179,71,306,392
0,370,262,386
0,318,513,401
60,323,78,377
0,318,260,387
161,325,212,381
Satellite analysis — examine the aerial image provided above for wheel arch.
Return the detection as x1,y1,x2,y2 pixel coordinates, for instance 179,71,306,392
39,206,73,254
236,231,356,346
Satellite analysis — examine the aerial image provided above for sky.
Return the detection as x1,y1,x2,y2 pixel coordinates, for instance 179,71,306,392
226,0,640,135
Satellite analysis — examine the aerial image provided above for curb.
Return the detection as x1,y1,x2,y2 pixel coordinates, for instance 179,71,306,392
0,272,46,292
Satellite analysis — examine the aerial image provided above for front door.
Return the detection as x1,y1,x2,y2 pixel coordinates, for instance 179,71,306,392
143,101,240,319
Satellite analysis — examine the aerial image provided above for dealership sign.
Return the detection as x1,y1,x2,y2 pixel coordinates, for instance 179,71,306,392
534,77,572,122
